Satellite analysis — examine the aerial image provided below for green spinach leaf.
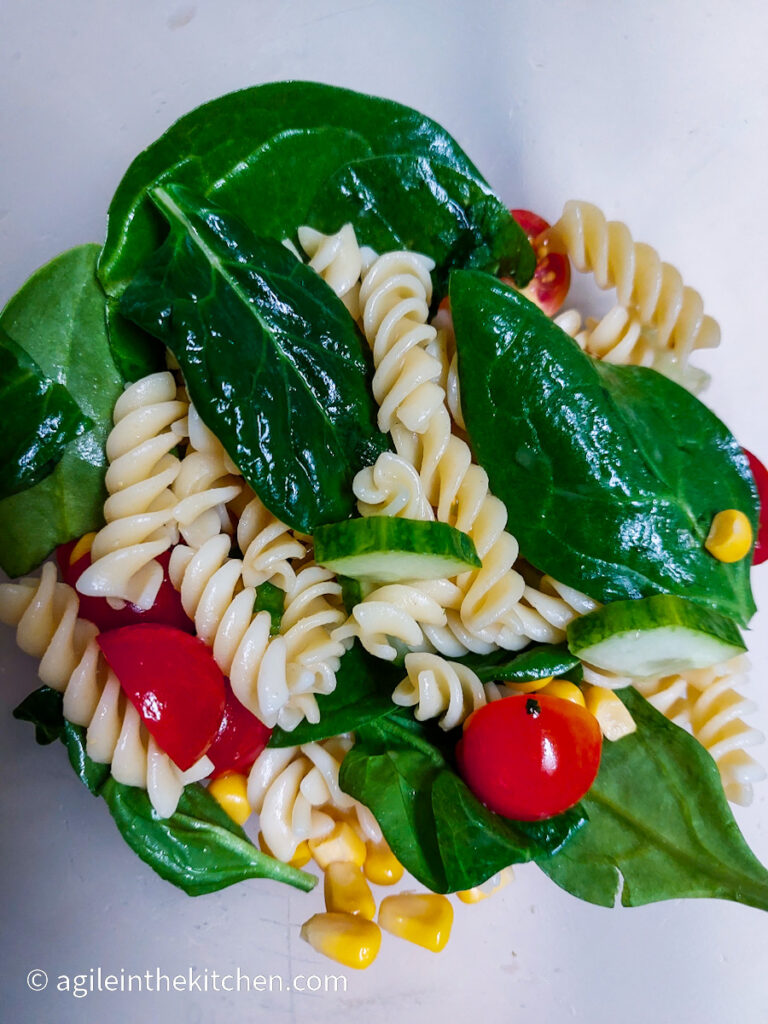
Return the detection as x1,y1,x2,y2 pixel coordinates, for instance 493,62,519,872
63,722,112,795
538,688,768,910
254,581,285,636
99,81,531,297
0,245,124,577
456,643,583,683
451,272,757,625
268,641,401,747
100,778,316,895
0,327,90,498
120,184,387,532
309,154,534,289
340,714,586,893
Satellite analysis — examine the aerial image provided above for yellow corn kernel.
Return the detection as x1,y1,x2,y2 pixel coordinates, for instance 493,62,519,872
309,821,367,870
456,866,514,904
300,912,381,970
208,772,251,825
258,832,311,868
538,679,586,706
705,509,753,563
584,686,637,741
379,893,453,952
70,531,97,565
324,862,376,920
506,675,553,694
364,841,404,886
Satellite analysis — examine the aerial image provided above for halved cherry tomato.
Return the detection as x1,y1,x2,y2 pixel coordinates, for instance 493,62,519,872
57,542,193,633
206,680,272,778
510,208,571,316
744,448,768,565
97,624,226,771
456,694,602,821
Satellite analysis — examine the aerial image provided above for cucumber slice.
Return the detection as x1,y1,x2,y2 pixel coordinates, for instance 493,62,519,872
314,516,481,583
566,595,745,678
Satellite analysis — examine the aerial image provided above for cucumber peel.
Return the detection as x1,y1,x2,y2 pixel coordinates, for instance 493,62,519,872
566,595,745,678
314,516,481,582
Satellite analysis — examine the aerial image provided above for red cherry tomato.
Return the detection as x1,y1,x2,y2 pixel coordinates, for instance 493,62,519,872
97,624,226,771
57,542,193,633
744,448,768,565
456,694,602,821
510,208,571,317
206,681,272,778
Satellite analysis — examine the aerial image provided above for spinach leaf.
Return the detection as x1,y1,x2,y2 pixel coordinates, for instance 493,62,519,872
100,778,316,895
100,81,530,297
120,184,387,533
0,245,124,577
456,643,583,683
451,272,757,625
268,641,400,747
309,154,535,289
538,688,768,910
340,714,586,893
253,581,285,636
0,327,90,498
13,685,315,894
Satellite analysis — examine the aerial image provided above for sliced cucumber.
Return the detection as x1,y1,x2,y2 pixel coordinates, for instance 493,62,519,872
566,595,745,678
314,516,481,583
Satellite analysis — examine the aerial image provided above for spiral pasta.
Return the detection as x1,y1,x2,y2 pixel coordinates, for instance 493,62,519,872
392,652,486,730
76,371,188,610
0,563,211,816
248,735,381,863
168,536,345,732
236,491,309,591
547,200,720,375
171,405,243,549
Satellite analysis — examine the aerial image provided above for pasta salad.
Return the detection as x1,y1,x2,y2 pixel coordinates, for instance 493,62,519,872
1,82,767,969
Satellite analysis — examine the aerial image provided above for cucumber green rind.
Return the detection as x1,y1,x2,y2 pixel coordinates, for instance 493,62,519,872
314,516,481,582
567,595,745,677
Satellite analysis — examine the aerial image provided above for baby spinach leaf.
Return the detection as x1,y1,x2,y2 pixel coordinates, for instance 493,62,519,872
268,641,401,747
0,245,124,577
63,722,111,795
456,643,583,683
309,154,535,289
340,714,586,893
100,778,316,895
253,581,285,637
99,81,513,297
538,688,768,910
120,184,387,533
451,272,757,625
0,328,90,499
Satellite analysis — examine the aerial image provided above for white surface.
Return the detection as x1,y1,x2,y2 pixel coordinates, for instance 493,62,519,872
2,2,768,1022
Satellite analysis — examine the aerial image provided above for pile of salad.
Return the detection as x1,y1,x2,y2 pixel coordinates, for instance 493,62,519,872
2,82,768,971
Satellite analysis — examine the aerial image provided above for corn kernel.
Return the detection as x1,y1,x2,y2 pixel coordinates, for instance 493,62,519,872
258,832,311,868
208,772,251,825
309,821,366,870
506,675,553,694
705,509,753,563
300,912,381,970
538,679,586,706
584,686,637,741
70,532,97,565
456,866,514,904
324,862,376,920
364,841,404,886
379,893,453,952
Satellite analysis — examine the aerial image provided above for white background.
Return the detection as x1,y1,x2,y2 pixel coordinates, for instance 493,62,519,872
2,2,768,1022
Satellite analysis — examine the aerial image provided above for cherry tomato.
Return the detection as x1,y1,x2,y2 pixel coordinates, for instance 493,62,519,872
456,694,602,820
57,542,193,633
97,624,226,770
206,681,272,778
510,208,571,316
744,448,768,565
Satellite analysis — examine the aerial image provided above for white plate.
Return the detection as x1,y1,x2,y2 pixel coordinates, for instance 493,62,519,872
2,3,768,1022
